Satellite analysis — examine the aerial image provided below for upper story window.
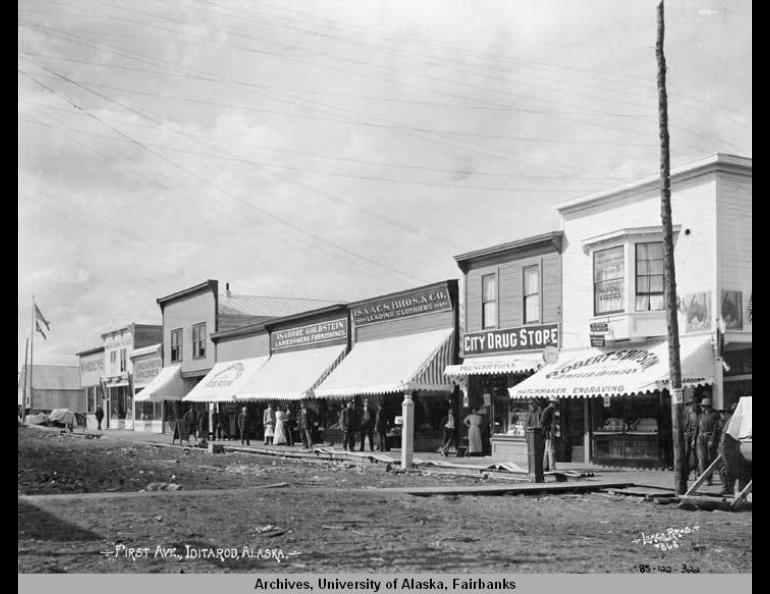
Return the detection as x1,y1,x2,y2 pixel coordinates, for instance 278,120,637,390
170,328,183,362
635,242,665,311
594,246,625,315
481,273,497,329
119,348,127,373
523,265,540,323
192,322,207,359
110,350,117,366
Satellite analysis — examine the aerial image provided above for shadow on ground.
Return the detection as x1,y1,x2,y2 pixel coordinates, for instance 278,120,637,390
18,501,101,542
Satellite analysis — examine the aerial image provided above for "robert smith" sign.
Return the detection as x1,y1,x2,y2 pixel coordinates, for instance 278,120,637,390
352,284,452,326
462,323,559,355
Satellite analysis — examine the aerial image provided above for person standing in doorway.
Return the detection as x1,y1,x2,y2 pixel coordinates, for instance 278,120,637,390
263,403,275,445
341,400,357,451
440,408,457,456
299,401,314,449
375,402,389,452
95,405,104,431
683,398,700,479
696,398,720,485
237,406,250,446
211,408,220,441
540,398,558,471
463,408,484,456
358,400,375,452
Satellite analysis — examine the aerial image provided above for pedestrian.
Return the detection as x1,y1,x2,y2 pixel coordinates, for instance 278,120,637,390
237,406,250,446
683,398,700,479
463,407,484,456
696,397,720,485
341,400,357,451
540,398,558,471
95,405,104,431
440,408,457,456
718,403,737,495
374,402,389,452
274,406,288,445
524,401,540,429
183,407,195,445
263,403,275,445
285,405,295,446
299,401,314,449
211,409,220,441
358,400,375,452
197,408,208,444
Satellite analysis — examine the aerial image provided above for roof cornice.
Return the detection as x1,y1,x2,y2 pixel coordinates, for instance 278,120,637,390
157,280,218,306
453,232,563,272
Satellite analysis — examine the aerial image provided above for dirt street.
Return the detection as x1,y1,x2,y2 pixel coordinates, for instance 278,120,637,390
18,427,752,573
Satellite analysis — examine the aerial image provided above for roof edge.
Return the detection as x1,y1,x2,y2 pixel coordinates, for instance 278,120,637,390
454,231,564,265
76,345,105,356
157,280,218,305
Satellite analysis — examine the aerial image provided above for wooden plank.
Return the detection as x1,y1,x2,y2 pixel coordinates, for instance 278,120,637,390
374,481,634,496
731,480,752,509
607,487,677,498
684,454,723,496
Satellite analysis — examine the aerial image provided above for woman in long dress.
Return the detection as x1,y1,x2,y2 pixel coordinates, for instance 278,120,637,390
463,408,483,456
273,406,288,445
263,404,275,445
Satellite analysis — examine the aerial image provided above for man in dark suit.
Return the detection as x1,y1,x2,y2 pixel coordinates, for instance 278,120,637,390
341,400,357,451
211,409,220,441
375,402,390,452
540,398,558,471
299,401,314,449
237,406,250,446
358,400,375,452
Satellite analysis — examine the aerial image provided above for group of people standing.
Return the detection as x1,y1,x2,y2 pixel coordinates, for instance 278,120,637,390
260,402,317,449
684,397,737,494
338,400,391,452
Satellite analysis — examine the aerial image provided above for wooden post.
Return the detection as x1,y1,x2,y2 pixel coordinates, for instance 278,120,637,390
401,390,415,469
656,0,687,495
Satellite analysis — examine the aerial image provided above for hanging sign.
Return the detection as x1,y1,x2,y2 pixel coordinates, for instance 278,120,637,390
590,334,606,347
483,393,492,406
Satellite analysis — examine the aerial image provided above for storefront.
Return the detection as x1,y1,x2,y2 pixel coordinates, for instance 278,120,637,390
232,306,350,442
444,324,557,463
314,281,459,452
133,364,190,433
76,346,104,430
509,334,717,468
131,343,163,433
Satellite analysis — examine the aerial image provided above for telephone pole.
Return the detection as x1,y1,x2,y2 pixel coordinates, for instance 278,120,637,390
656,0,687,495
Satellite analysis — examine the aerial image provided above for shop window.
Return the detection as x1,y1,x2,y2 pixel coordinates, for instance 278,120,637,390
171,328,183,362
594,246,624,315
192,322,206,359
635,242,664,311
523,265,540,323
482,273,497,329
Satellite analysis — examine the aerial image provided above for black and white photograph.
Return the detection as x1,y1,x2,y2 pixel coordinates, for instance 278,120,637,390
18,0,751,587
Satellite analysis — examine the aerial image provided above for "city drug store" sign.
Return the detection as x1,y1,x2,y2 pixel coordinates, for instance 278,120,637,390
462,323,559,356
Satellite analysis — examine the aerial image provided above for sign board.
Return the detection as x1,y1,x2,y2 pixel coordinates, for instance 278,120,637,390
590,334,606,348
483,393,492,406
543,346,559,365
133,355,161,384
462,323,559,356
590,322,610,334
352,283,452,326
271,318,348,352
603,395,611,408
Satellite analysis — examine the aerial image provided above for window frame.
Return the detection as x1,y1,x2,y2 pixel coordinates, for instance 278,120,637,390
170,328,183,362
119,348,127,373
522,264,541,324
481,272,498,329
634,241,665,312
593,245,625,316
192,322,207,359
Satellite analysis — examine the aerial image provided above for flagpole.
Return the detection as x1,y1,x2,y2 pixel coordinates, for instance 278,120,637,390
22,338,29,419
28,295,35,421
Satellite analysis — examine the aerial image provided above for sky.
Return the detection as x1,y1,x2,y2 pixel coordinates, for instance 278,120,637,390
18,0,752,368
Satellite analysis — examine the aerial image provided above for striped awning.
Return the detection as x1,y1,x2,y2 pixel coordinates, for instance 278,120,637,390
444,353,543,377
314,328,455,398
509,335,716,399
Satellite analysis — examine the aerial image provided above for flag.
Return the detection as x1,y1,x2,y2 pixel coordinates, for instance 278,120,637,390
35,320,47,341
34,302,51,331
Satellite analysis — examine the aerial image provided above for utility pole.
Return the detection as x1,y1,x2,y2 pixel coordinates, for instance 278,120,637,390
656,0,687,495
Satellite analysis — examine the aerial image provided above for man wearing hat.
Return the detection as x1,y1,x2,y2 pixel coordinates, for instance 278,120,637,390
539,398,559,472
717,402,737,495
695,397,720,484
683,398,700,479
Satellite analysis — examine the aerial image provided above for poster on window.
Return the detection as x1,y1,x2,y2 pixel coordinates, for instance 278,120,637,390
721,290,743,330
679,291,711,332
594,247,624,314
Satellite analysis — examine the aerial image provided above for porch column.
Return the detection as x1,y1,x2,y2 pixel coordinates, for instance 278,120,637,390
401,390,415,469
583,397,591,464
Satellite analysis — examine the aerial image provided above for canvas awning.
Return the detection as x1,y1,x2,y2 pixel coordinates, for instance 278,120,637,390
314,328,455,398
509,335,716,399
235,344,347,401
727,396,752,441
134,364,187,402
183,356,269,403
444,353,543,377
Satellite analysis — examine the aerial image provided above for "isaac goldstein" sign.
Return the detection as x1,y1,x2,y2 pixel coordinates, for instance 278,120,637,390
271,318,348,352
462,323,559,355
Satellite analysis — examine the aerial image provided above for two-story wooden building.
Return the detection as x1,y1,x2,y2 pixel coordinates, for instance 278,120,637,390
76,345,105,430
444,233,564,463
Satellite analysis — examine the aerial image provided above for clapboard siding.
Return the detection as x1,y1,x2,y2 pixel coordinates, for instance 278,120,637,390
217,314,273,333
216,332,271,362
162,290,217,376
133,325,163,349
355,310,454,342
